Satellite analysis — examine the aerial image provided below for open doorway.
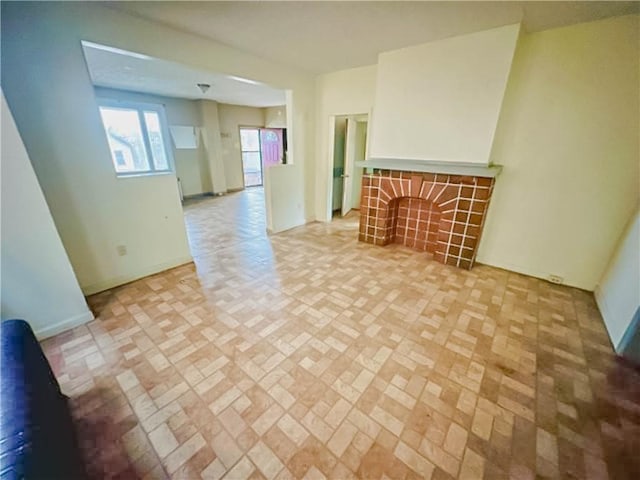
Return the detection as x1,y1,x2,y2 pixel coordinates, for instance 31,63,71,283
80,40,293,265
330,114,368,218
240,127,287,188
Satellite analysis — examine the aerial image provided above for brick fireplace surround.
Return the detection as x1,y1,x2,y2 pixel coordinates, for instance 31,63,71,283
358,170,496,269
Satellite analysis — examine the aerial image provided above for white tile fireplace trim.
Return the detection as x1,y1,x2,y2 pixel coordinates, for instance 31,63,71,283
356,158,503,178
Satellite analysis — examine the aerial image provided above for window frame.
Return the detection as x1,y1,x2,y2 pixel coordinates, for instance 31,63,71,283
97,98,175,178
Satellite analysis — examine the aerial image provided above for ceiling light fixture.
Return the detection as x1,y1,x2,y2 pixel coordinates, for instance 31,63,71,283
197,83,211,94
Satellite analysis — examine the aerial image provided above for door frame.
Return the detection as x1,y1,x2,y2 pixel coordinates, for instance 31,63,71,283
341,118,357,216
326,113,370,221
239,126,287,189
238,125,264,188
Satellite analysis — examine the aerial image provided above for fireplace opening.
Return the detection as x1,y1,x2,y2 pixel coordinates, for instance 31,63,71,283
391,197,441,252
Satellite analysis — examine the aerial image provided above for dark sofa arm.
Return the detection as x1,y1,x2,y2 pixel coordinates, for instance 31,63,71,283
0,319,86,479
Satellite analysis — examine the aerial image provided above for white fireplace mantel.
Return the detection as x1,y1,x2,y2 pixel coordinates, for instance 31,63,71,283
355,158,503,178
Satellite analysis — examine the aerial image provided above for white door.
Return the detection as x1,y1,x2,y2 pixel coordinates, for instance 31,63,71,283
341,118,357,217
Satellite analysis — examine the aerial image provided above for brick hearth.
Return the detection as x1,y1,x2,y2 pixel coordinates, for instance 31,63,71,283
358,170,495,269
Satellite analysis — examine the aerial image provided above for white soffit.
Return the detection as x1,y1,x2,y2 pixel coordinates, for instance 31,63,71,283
81,41,287,107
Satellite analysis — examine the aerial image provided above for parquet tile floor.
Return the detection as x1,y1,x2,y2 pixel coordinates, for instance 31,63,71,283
41,187,640,479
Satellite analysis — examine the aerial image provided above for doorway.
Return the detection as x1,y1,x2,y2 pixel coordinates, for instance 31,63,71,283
240,127,286,188
330,115,368,217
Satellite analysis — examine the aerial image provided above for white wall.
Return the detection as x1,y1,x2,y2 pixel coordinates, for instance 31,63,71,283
265,165,305,233
95,87,212,197
370,23,520,164
265,105,287,128
217,104,265,190
478,15,639,290
269,89,307,231
595,208,640,350
1,2,315,294
315,64,377,221
1,93,94,338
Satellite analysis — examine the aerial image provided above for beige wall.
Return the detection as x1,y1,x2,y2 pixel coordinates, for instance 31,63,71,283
1,2,315,294
351,120,368,209
315,64,378,220
266,89,307,231
478,15,639,290
94,87,213,197
1,4,193,295
595,208,640,350
217,104,266,190
370,23,520,164
265,105,287,128
1,93,94,338
199,100,227,194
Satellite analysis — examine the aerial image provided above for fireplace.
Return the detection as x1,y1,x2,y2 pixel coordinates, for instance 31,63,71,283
358,168,497,269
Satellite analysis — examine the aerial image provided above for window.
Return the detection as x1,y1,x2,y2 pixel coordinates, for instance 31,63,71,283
98,100,173,176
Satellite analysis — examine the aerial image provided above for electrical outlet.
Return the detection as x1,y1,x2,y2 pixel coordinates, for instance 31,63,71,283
548,274,563,285
116,245,127,256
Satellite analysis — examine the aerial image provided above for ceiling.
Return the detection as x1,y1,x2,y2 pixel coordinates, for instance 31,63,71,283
82,42,287,107
105,1,639,74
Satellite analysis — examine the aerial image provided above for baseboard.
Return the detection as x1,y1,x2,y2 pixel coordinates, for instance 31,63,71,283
270,217,307,234
35,310,95,340
81,255,194,296
183,192,214,200
475,256,591,291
